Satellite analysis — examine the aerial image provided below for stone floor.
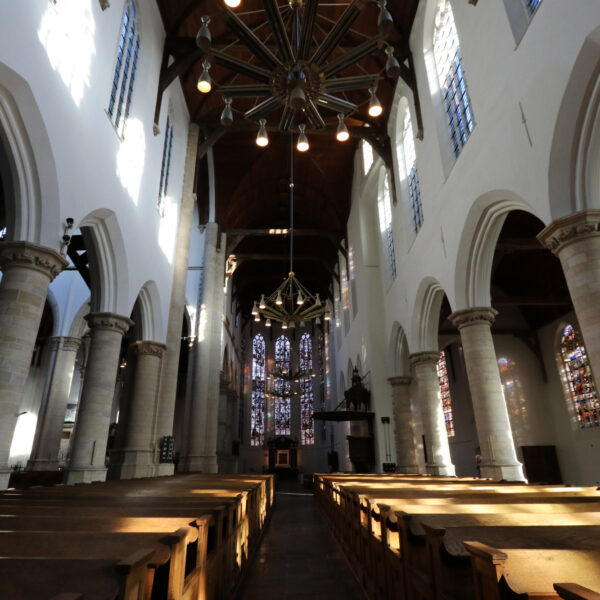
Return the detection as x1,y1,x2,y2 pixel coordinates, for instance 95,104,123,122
236,477,365,600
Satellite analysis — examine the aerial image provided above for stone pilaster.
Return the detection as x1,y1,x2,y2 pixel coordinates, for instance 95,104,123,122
538,210,600,380
115,340,165,479
27,336,81,471
67,312,132,484
155,123,200,477
0,242,67,489
408,352,455,476
388,376,419,473
450,307,524,481
184,222,225,473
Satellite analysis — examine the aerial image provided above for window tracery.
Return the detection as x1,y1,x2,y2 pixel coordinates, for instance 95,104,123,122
250,334,265,446
378,171,396,283
158,115,174,216
401,109,423,234
524,0,542,16
433,0,473,158
559,325,599,428
436,349,455,436
108,0,140,138
274,335,291,436
300,333,314,445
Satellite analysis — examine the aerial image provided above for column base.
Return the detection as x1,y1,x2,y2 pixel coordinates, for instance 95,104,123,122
26,459,60,472
155,463,175,477
66,467,107,484
396,464,420,474
426,463,456,476
110,450,155,480
0,470,11,490
183,455,219,473
480,462,525,482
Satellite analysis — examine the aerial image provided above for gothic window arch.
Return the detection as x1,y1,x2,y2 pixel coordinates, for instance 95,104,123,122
108,0,140,138
436,349,455,436
158,109,174,216
275,335,291,436
377,169,396,284
502,0,543,43
399,103,423,234
558,324,599,428
432,0,474,158
362,140,374,175
300,332,314,445
250,334,266,446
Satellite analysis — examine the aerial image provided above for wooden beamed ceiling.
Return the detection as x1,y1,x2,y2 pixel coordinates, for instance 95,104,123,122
154,0,420,315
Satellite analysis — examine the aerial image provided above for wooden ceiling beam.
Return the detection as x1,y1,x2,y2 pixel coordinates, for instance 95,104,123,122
491,297,572,307
495,238,545,251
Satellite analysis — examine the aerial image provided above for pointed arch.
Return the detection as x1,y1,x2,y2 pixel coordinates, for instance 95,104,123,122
411,276,446,352
134,280,164,342
389,321,410,377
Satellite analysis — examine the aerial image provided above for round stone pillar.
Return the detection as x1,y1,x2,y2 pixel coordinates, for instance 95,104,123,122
0,242,66,488
538,211,600,379
450,307,524,482
67,312,132,484
27,336,81,471
408,352,455,476
388,376,419,473
118,340,165,479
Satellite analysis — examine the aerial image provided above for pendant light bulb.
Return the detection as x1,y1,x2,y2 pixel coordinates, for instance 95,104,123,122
368,87,383,118
197,60,212,94
195,15,212,52
221,97,234,127
385,45,401,79
282,321,288,330
256,118,269,147
259,294,266,310
336,113,350,142
252,301,259,316
289,321,295,329
224,0,241,7
377,0,394,34
289,84,306,110
266,318,272,327
297,123,309,152
254,313,260,322
297,291,304,305
276,291,283,305
314,293,322,307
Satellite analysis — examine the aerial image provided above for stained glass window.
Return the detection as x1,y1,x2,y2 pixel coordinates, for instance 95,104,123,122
401,109,423,234
378,172,396,283
433,0,474,158
523,0,542,16
108,0,140,138
436,350,455,437
0,227,6,240
250,334,265,446
158,115,174,216
300,332,314,445
274,336,291,436
560,325,599,428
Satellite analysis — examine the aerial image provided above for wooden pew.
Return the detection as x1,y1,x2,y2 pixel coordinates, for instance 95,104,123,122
554,583,600,600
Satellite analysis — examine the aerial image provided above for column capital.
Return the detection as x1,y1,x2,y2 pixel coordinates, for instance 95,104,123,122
133,340,166,358
0,241,67,281
388,376,412,387
450,306,497,330
537,210,600,254
49,336,82,353
84,312,133,336
408,351,440,367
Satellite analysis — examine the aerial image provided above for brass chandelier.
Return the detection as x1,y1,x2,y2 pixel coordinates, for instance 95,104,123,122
252,136,332,327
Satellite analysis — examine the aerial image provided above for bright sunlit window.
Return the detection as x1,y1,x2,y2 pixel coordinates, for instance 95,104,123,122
401,108,423,234
108,0,140,138
362,141,374,175
158,115,174,217
378,171,396,283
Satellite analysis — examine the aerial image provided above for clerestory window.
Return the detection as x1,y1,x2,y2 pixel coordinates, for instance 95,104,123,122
250,334,266,446
158,115,174,216
401,108,423,234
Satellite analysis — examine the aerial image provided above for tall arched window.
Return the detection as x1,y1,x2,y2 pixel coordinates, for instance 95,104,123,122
401,108,423,234
300,332,314,445
378,170,396,284
524,0,542,15
433,0,473,158
436,349,455,436
275,336,291,436
108,0,140,138
251,334,266,446
158,113,174,216
559,325,599,428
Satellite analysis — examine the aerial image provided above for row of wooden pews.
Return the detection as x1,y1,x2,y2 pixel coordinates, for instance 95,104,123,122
314,473,600,600
0,473,274,600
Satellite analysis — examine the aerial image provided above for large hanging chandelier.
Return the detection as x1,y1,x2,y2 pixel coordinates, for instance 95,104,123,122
252,136,332,327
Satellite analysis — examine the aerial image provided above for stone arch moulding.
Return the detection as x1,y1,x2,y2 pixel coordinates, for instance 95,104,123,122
135,280,165,343
388,321,410,378
79,208,129,316
68,299,92,339
0,64,61,247
411,276,446,353
549,25,600,219
454,192,541,310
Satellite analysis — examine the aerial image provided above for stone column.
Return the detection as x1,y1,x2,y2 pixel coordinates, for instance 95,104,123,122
27,336,81,471
67,312,132,484
408,352,455,476
117,341,166,479
388,376,419,473
450,307,524,481
538,211,600,378
0,242,67,489
184,222,225,473
155,124,200,476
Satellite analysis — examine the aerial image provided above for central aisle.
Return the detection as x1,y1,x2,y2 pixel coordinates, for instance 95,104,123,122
236,477,365,600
